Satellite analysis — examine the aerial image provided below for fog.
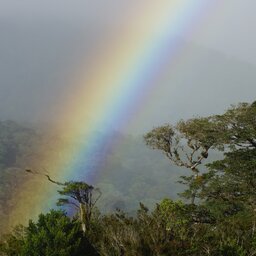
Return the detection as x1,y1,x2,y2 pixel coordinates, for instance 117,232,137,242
0,0,255,132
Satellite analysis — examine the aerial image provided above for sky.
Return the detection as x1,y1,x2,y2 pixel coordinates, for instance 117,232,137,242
0,0,255,64
0,0,255,132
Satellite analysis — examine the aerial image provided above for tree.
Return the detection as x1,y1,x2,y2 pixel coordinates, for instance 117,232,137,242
144,119,219,204
144,102,256,206
0,210,98,256
56,181,101,233
144,101,256,255
0,225,25,256
212,102,256,148
25,170,101,233
197,103,256,215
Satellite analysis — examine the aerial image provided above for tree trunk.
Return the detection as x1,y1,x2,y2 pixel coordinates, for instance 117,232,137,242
80,203,86,233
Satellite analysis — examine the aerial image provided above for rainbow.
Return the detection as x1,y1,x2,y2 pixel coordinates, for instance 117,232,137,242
6,0,218,231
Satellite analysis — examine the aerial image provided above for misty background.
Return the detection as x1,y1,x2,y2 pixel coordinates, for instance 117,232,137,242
0,0,256,230
0,0,255,127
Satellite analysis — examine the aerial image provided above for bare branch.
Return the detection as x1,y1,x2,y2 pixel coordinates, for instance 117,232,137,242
25,169,64,186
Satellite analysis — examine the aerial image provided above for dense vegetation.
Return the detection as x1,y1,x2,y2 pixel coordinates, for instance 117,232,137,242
0,102,256,255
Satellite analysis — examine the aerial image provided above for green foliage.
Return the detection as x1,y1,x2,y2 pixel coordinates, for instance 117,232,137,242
55,181,101,233
213,102,256,148
142,101,256,255
144,116,222,204
0,225,25,256
23,210,82,256
88,199,192,256
0,210,98,256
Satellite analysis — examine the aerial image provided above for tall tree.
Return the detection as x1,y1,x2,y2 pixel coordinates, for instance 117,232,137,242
144,102,256,205
25,170,101,233
144,119,218,204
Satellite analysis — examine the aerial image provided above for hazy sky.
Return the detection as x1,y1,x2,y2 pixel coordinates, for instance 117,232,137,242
0,0,255,132
0,0,255,64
